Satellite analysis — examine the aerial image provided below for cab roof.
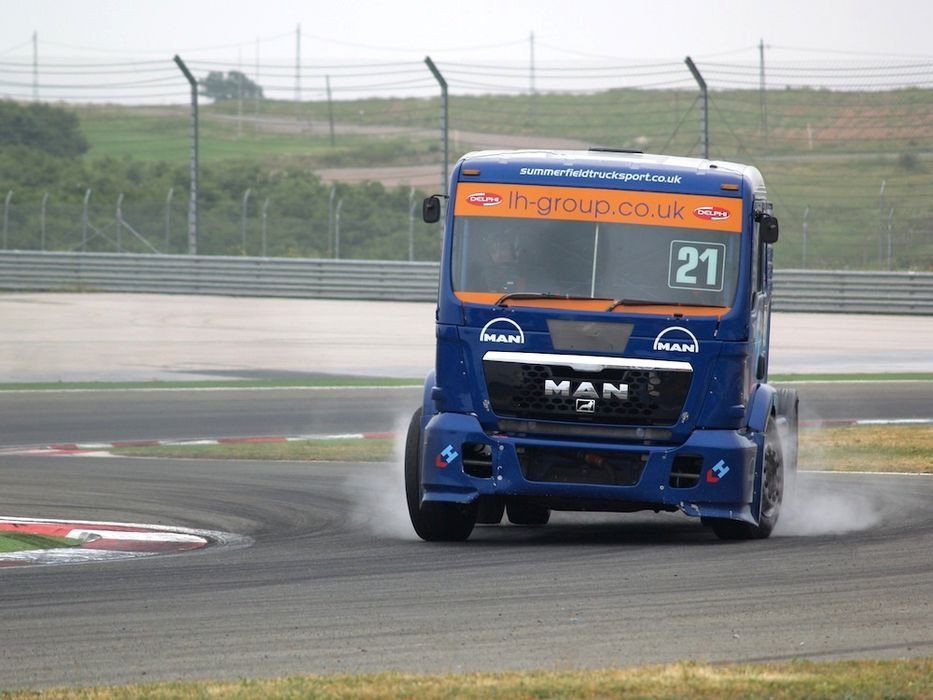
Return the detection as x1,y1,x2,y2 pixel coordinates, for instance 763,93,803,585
456,149,766,197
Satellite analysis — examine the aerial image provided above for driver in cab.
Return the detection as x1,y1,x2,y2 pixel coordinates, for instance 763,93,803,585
483,233,525,292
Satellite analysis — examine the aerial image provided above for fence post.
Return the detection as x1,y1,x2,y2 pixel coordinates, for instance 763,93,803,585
328,185,336,258
335,198,343,259
40,192,48,251
408,187,416,261
887,207,895,271
326,74,335,147
173,54,199,255
241,187,252,254
261,197,270,257
424,56,449,196
685,56,709,159
802,206,809,269
81,189,92,252
165,187,174,251
3,190,12,249
116,193,124,252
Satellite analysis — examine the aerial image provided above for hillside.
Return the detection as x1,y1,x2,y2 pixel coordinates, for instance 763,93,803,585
4,87,933,269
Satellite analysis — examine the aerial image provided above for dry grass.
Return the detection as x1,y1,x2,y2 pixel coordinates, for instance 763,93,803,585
112,438,394,462
112,425,933,475
3,659,931,699
800,424,933,473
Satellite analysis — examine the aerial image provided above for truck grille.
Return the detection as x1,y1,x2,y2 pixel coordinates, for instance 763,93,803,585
483,354,692,427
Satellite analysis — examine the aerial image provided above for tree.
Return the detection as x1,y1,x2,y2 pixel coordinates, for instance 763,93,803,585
200,71,264,102
0,100,89,158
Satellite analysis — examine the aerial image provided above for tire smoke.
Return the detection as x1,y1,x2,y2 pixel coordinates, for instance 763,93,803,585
773,427,884,536
344,414,418,540
774,478,883,536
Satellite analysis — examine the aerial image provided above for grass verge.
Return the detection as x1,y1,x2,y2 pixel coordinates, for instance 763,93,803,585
0,533,82,553
111,425,933,474
0,377,420,392
800,424,933,473
114,438,394,462
2,659,930,699
772,372,933,383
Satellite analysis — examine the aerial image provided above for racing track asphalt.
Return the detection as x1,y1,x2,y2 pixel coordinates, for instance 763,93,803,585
1,381,931,449
0,449,931,689
1,295,932,689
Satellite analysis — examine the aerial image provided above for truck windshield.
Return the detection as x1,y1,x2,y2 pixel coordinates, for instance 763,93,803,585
451,215,741,308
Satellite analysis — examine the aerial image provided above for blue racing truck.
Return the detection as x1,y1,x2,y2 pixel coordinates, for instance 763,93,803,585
407,149,798,541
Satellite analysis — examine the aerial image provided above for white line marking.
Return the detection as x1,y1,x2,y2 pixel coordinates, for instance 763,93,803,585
66,529,207,543
855,418,933,425
0,384,421,395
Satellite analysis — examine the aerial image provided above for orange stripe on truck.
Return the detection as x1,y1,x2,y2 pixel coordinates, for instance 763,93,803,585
455,184,742,233
454,291,729,316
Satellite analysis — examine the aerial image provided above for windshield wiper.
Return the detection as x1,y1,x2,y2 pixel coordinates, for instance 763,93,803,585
605,298,727,312
494,292,608,307
604,298,663,312
670,301,727,308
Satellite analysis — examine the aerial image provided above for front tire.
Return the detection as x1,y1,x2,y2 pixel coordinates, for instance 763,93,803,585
404,408,476,542
710,417,784,540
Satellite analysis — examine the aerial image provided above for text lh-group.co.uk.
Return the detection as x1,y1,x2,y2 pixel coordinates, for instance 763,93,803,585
457,183,743,233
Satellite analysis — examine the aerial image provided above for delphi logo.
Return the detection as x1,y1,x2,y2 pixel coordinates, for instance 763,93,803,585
693,205,730,222
466,192,503,207
653,326,699,354
480,317,525,344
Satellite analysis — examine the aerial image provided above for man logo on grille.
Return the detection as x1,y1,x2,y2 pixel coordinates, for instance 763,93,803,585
545,379,628,400
575,398,596,413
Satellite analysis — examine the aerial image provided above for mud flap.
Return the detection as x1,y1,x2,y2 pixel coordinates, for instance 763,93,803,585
747,426,768,526
747,384,777,526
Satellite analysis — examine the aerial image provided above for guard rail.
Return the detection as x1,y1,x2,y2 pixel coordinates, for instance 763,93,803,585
1,251,932,314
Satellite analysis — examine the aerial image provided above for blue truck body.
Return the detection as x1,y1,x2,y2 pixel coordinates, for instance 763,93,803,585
407,149,796,541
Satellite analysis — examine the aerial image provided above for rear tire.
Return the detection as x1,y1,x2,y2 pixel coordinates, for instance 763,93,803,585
476,498,505,525
710,416,784,540
506,500,550,526
404,408,476,542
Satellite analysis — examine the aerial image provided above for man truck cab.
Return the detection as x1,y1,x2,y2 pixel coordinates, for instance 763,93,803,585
408,149,797,541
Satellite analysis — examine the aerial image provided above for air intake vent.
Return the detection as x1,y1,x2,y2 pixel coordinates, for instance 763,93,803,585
519,445,647,486
669,455,704,488
462,442,493,478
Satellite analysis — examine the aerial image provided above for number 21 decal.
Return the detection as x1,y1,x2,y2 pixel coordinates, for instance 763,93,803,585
668,240,725,291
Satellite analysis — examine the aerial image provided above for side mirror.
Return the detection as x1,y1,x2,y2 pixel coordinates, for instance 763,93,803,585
758,213,779,244
422,195,441,224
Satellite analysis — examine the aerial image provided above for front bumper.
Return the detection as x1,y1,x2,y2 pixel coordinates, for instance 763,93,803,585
421,412,760,523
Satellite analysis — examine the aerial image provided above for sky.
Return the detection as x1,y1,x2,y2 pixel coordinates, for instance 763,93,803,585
3,0,932,62
1,0,932,101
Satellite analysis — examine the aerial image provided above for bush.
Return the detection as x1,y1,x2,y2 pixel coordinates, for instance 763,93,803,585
0,100,88,158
